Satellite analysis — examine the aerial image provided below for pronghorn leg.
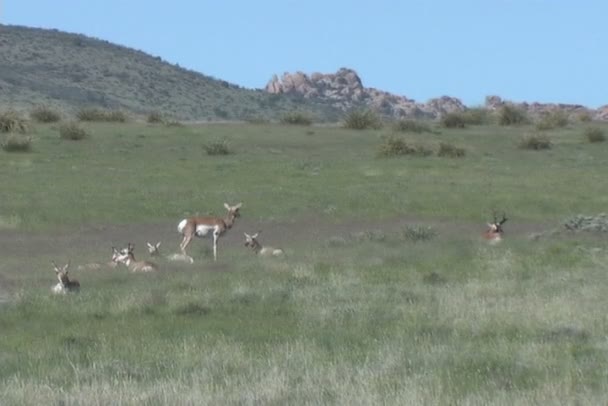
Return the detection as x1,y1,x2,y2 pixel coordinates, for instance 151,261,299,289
180,226,195,256
213,232,219,261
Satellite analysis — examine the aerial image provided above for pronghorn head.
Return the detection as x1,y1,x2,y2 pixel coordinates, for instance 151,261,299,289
52,261,71,286
244,231,260,248
146,241,162,256
224,202,242,227
115,243,136,264
111,246,124,263
485,212,508,242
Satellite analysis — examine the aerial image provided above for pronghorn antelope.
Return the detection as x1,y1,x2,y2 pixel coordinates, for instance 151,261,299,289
244,231,284,257
52,261,80,294
146,241,194,264
484,212,508,245
76,247,121,271
177,202,242,261
115,243,159,272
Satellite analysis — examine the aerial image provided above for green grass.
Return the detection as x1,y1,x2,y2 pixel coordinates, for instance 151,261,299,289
1,121,608,404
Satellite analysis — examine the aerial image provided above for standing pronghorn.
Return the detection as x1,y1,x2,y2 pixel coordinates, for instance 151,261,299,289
484,212,508,244
115,243,159,272
52,261,80,294
146,241,194,264
177,202,242,261
244,231,284,257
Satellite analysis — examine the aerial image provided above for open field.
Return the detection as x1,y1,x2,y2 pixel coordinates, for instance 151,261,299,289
1,120,608,404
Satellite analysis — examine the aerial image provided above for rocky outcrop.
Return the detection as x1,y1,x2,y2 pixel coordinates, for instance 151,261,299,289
266,68,606,120
265,68,465,119
484,95,595,118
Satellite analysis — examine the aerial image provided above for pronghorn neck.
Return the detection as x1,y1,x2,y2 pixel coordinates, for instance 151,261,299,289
124,253,136,266
224,213,237,229
249,239,263,253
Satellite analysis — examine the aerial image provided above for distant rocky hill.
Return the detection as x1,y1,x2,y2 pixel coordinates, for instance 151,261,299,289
0,25,341,121
266,68,608,120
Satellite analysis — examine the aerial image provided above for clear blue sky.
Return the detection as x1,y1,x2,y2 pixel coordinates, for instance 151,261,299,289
4,0,607,107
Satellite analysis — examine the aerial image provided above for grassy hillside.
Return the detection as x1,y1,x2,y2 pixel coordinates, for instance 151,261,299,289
1,119,608,404
0,25,341,121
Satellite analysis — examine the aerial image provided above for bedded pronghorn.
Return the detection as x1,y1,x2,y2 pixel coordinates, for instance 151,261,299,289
146,241,194,264
177,202,242,261
76,247,121,271
115,243,159,272
244,232,284,257
52,261,80,294
484,212,508,244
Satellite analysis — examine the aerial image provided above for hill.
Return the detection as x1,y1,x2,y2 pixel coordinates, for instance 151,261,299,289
0,25,342,121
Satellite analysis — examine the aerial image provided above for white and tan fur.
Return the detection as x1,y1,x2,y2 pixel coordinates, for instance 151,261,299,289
146,241,194,264
77,247,121,271
244,232,284,257
52,261,80,294
483,213,508,245
115,243,159,273
177,202,242,261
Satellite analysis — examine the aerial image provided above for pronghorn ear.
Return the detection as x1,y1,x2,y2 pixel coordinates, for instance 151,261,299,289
156,242,161,248
146,242,154,249
224,203,231,210
252,233,259,239
52,261,60,272
244,232,250,238
235,202,242,209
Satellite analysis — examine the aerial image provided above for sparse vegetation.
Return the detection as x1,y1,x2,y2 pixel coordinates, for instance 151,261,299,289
401,224,437,242
30,105,62,123
498,104,528,126
377,135,433,157
59,121,89,140
343,110,383,130
583,126,606,143
518,132,552,150
535,110,569,130
392,119,433,133
146,111,164,124
0,110,29,133
564,213,608,232
1,133,32,152
76,108,128,122
440,112,467,128
437,142,466,158
280,112,313,126
203,138,232,155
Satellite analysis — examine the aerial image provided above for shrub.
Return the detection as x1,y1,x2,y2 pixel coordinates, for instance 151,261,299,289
378,135,433,157
498,105,528,126
343,110,383,130
461,107,491,125
59,122,89,140
147,111,164,124
401,225,437,242
0,110,29,133
392,119,433,133
1,133,32,152
583,126,606,143
204,138,232,155
577,112,593,122
280,112,313,126
77,108,128,122
535,110,569,130
440,112,466,128
518,133,552,150
30,105,62,123
437,142,466,158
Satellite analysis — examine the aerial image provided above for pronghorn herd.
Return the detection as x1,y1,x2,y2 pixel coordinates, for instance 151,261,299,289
50,202,508,294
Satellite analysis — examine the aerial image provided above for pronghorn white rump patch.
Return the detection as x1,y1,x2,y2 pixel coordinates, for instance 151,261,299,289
177,219,188,234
